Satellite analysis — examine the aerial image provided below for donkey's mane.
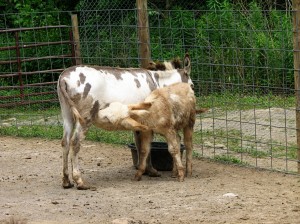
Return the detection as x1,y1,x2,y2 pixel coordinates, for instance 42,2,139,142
147,57,182,71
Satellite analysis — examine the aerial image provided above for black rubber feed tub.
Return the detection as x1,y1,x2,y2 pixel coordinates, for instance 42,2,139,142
128,142,185,171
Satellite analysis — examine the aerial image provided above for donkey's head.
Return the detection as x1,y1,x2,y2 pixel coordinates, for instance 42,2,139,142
148,53,193,88
127,102,152,121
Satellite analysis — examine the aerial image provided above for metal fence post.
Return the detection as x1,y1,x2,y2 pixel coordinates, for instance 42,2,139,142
292,0,300,173
15,31,24,102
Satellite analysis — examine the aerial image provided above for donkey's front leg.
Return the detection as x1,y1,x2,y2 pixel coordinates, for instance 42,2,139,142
133,130,158,180
134,131,160,177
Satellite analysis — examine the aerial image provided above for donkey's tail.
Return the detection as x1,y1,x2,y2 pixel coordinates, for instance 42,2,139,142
58,78,85,126
196,108,209,114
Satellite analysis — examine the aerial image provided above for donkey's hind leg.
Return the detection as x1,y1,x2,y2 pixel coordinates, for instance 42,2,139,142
166,131,185,182
183,126,193,177
61,115,74,188
69,121,90,190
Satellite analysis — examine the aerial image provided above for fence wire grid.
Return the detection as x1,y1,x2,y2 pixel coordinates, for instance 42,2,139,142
0,2,299,174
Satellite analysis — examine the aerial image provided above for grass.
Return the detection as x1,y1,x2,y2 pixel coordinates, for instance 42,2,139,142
192,150,248,166
197,92,295,112
0,124,134,145
214,155,249,165
0,125,63,139
193,128,297,160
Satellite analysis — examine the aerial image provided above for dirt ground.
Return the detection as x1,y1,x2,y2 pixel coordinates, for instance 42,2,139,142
0,136,300,224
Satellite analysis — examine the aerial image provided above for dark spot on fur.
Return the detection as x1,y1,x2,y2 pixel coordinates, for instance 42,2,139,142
72,132,80,153
99,66,147,79
110,69,123,80
147,61,166,71
146,62,157,70
100,103,109,110
134,78,141,88
91,66,147,80
156,63,166,70
147,58,182,71
72,93,82,104
64,82,68,92
172,57,182,69
61,137,66,147
90,100,100,119
79,73,86,84
83,83,91,99
130,72,138,77
146,74,157,91
154,73,159,84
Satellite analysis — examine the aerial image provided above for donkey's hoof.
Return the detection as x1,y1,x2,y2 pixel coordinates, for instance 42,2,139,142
148,172,161,177
132,174,142,181
178,176,185,182
77,184,90,190
62,182,74,189
171,173,177,178
146,168,161,177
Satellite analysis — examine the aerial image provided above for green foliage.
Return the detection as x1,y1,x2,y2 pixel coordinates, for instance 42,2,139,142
77,3,139,67
195,1,293,91
149,8,196,59
0,124,133,145
197,91,295,112
1,0,76,28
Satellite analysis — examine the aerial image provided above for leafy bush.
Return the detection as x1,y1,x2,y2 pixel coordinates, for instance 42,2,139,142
195,1,293,93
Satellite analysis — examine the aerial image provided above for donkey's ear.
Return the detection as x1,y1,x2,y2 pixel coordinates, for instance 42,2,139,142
184,52,191,75
128,102,152,110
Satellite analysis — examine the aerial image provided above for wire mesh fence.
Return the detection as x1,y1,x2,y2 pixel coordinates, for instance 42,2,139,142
0,1,299,174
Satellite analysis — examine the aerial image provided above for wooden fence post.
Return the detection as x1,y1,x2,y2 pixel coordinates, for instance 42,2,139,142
136,0,150,68
71,14,82,65
135,0,151,169
292,0,300,174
